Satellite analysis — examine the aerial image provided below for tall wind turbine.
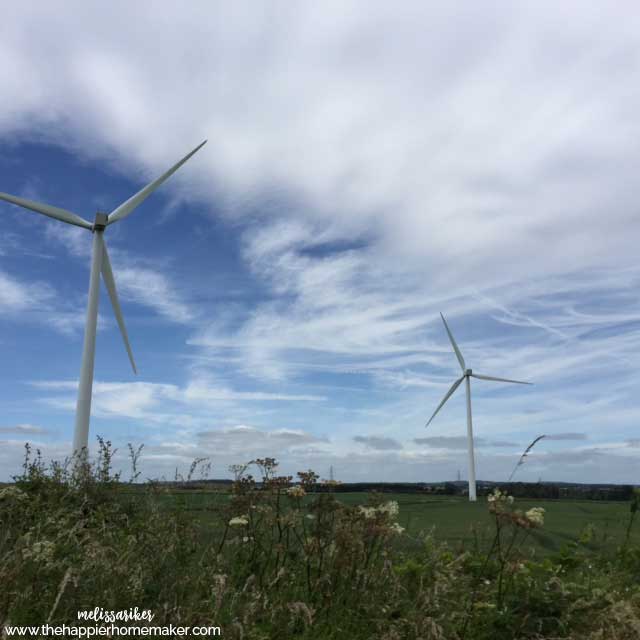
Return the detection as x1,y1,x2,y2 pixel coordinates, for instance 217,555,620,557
0,140,207,459
425,313,532,501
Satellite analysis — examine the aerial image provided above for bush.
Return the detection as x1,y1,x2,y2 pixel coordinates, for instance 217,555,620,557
1,442,639,639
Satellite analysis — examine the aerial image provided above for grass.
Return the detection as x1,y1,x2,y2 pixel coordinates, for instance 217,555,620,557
146,489,640,555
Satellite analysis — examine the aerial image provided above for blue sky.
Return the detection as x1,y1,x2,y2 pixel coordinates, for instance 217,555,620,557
1,2,639,482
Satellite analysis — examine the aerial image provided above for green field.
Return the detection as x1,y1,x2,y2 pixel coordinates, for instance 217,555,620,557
146,489,639,555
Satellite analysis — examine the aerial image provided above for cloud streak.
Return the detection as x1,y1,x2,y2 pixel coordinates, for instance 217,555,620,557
354,435,403,451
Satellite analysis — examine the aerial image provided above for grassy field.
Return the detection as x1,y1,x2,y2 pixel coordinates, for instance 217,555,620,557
143,489,640,555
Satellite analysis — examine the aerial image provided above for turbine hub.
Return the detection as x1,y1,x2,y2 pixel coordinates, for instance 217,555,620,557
465,369,472,376
92,212,108,232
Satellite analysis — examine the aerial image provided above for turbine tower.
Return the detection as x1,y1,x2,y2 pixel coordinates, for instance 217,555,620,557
426,313,532,502
0,140,207,459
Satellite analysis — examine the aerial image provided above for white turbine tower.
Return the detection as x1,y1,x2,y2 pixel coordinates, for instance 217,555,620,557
0,140,207,460
426,313,532,502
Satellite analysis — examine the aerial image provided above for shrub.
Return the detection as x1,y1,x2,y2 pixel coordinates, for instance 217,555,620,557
0,442,639,639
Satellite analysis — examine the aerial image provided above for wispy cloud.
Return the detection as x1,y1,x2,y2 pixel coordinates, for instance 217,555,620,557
414,436,519,450
115,267,194,324
354,435,403,451
197,425,328,455
0,423,48,435
545,433,588,441
31,377,326,426
0,270,53,313
41,221,197,326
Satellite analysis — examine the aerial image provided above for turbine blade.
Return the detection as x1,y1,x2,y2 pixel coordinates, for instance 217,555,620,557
472,373,532,385
508,435,546,481
0,192,92,229
425,376,464,427
107,140,207,225
440,313,466,372
101,239,137,374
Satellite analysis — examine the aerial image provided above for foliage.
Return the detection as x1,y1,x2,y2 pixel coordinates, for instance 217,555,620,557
0,443,639,639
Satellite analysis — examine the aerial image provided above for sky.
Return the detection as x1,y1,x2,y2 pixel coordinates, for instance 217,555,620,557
0,1,639,483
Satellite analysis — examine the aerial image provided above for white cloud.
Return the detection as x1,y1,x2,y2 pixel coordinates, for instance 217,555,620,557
545,433,588,441
414,436,518,450
0,270,53,313
41,220,196,326
196,424,327,455
115,267,194,324
31,377,326,425
0,267,111,337
0,423,48,435
0,2,638,287
353,435,403,451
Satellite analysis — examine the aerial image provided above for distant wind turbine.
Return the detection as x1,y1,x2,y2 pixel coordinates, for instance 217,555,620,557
0,140,207,460
425,313,532,501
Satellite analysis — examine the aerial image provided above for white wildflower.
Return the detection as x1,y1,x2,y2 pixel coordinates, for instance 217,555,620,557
389,522,405,535
378,501,400,517
287,485,306,498
0,486,28,502
228,515,249,527
358,506,377,519
525,507,545,527
22,540,55,564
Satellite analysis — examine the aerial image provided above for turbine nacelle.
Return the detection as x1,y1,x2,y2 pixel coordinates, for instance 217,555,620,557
92,212,108,231
465,369,472,376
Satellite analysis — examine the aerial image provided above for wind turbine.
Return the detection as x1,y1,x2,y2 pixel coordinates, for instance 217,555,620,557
0,140,207,460
425,313,532,501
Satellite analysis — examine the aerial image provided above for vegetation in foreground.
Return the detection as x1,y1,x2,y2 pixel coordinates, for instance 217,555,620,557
1,441,639,639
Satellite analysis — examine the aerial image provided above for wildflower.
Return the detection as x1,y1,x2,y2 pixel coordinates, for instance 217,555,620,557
228,515,249,527
488,488,512,504
378,501,400,517
525,507,545,527
22,540,55,564
305,514,316,520
389,522,405,535
287,485,306,498
358,506,378,519
0,486,28,502
488,488,514,514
